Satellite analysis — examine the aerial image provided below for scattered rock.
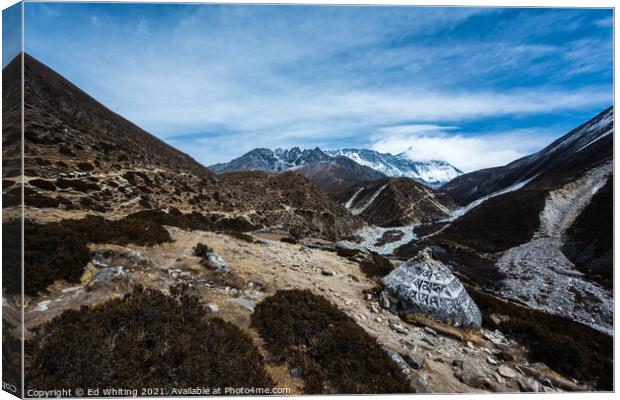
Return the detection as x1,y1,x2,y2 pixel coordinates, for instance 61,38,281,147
410,375,432,393
370,304,380,313
379,291,391,309
498,347,518,362
498,365,518,379
424,326,437,336
321,268,334,276
228,298,255,311
94,266,126,281
207,304,220,313
35,300,51,312
289,367,303,378
204,252,230,272
382,347,410,374
518,377,540,392
404,352,426,369
456,360,490,389
382,248,482,329
389,320,409,335
489,313,509,326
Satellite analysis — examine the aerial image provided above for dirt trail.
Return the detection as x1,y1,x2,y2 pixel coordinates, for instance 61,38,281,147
9,225,558,394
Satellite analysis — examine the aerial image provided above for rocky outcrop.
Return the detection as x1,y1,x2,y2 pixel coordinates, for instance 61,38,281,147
340,177,456,227
382,248,482,329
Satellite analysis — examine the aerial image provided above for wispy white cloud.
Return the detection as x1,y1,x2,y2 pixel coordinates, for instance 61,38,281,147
372,125,560,172
371,125,560,172
25,4,613,167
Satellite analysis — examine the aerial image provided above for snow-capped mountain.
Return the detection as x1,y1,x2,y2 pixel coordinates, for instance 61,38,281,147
325,148,462,186
209,147,462,187
209,147,331,174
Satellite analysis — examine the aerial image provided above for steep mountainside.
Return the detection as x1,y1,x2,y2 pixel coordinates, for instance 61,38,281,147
398,108,614,334
2,54,360,240
442,107,613,206
339,177,456,227
293,156,387,200
210,147,462,187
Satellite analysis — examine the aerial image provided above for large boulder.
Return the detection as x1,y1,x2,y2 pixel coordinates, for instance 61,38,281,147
382,248,482,329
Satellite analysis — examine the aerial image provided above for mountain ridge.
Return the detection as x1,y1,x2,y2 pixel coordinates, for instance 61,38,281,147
210,146,463,187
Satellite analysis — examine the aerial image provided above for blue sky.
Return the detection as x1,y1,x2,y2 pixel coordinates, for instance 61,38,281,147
21,3,613,171
2,2,21,66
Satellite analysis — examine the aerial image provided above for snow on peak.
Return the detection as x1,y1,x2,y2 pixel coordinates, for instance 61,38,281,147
325,148,462,187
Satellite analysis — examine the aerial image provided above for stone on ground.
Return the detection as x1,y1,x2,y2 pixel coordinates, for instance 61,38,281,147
382,247,482,329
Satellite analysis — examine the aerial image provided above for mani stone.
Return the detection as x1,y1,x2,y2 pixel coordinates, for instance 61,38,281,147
381,247,482,330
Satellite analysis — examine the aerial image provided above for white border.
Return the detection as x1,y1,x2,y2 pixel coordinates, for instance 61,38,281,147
0,1,616,400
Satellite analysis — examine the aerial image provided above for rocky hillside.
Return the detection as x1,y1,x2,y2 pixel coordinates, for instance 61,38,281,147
293,156,387,200
442,107,613,206
339,177,456,227
1,54,612,395
397,108,613,335
2,54,360,240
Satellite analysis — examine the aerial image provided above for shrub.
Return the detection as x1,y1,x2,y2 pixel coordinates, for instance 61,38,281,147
280,236,298,244
251,289,412,394
26,192,61,208
336,249,394,279
466,284,612,390
58,144,75,157
213,217,258,232
26,287,274,391
439,189,547,253
226,231,256,243
193,243,212,258
3,215,171,296
29,179,57,191
76,162,94,171
358,252,394,279
55,178,99,193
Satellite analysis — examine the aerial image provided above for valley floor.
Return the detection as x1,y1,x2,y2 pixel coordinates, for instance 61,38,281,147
3,213,590,394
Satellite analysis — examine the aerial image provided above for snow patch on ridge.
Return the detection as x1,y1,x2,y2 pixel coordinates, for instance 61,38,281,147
349,184,388,216
446,173,541,222
537,161,612,240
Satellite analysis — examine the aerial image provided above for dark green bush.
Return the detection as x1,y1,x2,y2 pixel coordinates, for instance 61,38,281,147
280,236,298,244
77,162,94,171
29,179,56,191
26,287,274,392
358,252,394,279
251,289,412,394
3,215,171,296
2,179,15,189
225,231,256,243
55,178,99,193
336,248,394,279
466,284,612,390
193,243,212,258
26,192,61,208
